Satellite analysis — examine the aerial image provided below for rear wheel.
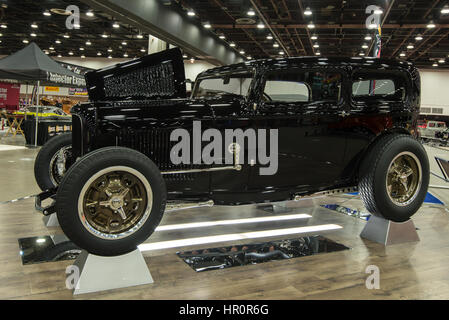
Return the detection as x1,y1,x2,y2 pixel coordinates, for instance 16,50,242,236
34,133,72,190
358,134,429,222
56,147,166,256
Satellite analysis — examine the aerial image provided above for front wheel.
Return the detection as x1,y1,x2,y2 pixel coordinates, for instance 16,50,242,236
358,134,430,222
56,147,166,256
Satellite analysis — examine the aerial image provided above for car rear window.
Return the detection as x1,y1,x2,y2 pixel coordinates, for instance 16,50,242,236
352,71,407,101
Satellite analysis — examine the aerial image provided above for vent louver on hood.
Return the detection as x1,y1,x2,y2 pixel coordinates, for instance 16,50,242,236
85,48,187,102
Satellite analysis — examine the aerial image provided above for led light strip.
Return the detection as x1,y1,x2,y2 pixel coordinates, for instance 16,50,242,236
139,224,342,252
155,214,312,232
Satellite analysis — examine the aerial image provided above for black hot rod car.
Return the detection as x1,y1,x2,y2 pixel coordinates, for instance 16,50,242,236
34,48,429,256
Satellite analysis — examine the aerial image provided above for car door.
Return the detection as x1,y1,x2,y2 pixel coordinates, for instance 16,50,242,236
248,66,349,193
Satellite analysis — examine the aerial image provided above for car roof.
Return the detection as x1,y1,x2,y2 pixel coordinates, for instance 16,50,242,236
198,56,417,78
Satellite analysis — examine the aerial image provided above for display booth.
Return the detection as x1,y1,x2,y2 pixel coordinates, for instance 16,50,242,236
0,43,86,146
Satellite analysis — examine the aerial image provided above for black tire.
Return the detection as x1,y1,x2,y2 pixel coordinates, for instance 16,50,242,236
358,134,430,222
56,147,166,256
34,133,72,190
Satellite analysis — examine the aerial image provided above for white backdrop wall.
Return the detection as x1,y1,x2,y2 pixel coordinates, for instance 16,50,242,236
419,69,449,116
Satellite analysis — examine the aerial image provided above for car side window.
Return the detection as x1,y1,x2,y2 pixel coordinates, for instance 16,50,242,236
263,70,342,103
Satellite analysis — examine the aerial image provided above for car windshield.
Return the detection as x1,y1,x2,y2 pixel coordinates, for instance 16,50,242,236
192,72,253,100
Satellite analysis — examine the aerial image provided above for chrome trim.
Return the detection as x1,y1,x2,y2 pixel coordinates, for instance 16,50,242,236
294,187,358,201
162,165,242,175
165,200,214,213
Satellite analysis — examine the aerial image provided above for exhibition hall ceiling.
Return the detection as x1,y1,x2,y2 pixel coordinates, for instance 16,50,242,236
1,0,449,68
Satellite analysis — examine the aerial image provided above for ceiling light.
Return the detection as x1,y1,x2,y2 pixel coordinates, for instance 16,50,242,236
97,52,102,56
57,54,62,58
1,24,7,29
43,11,51,16
247,56,252,60
0,33,2,37
187,9,195,16
415,34,423,41
359,52,366,56
239,50,245,54
279,51,285,55
273,43,279,48
307,22,315,29
136,34,144,39
140,48,146,53
108,55,112,59
44,50,49,55
266,34,273,40
23,39,29,44
101,34,109,38
400,52,406,57
311,34,318,40
190,58,195,63
55,40,61,44
79,47,84,51
315,51,321,56
81,55,86,59
86,10,94,17
49,46,54,50
107,48,113,52
68,51,74,56
368,23,378,29
257,23,265,29
219,35,226,39
442,5,449,14
182,54,188,59
439,58,446,64
427,21,436,28
230,42,236,47
407,43,414,49
204,22,212,29
362,44,369,49
313,43,320,48
304,7,312,16
247,9,256,16
31,23,38,29
433,62,438,67
364,35,372,41
122,41,127,45
30,33,37,37
74,23,80,29
123,53,129,57
63,34,70,38
112,22,120,28
86,40,92,45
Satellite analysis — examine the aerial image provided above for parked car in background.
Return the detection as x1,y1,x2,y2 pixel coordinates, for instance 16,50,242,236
418,120,447,141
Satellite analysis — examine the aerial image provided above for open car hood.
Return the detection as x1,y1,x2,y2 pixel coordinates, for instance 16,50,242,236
85,48,187,102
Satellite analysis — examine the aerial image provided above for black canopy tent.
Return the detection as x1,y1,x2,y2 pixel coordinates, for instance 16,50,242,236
0,43,86,146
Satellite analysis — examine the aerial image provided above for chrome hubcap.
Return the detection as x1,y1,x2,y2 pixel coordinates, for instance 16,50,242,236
49,146,72,186
386,152,422,207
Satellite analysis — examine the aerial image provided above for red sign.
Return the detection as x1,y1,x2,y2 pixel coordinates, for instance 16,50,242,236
0,82,20,110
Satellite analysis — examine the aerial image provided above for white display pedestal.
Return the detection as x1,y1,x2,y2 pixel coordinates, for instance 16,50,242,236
360,215,420,245
72,249,154,295
43,213,59,227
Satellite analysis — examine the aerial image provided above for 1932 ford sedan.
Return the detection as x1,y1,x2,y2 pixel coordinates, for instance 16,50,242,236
34,48,429,256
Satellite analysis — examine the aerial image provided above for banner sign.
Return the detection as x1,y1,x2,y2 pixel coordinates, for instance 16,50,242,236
69,88,88,96
45,86,60,93
0,82,20,109
46,71,86,87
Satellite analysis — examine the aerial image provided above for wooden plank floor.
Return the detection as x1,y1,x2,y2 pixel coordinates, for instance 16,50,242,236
0,140,448,300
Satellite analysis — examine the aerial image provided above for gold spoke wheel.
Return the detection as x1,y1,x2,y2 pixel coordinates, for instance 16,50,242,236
386,152,422,207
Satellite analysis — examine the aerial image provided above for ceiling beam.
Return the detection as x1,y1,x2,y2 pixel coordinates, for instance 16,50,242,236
210,23,449,29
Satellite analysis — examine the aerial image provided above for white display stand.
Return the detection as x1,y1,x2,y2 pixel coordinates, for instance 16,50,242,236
43,213,59,227
72,249,154,295
360,215,420,245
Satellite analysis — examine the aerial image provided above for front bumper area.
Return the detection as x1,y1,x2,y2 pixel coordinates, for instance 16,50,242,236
35,188,57,216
